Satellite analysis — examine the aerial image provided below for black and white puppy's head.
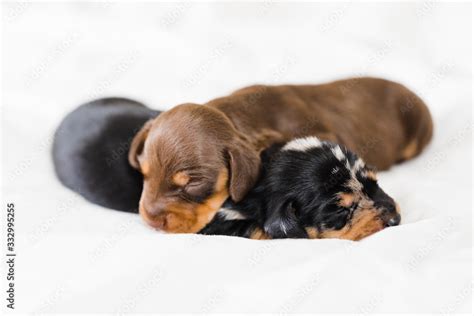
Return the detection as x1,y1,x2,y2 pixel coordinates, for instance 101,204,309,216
262,137,401,240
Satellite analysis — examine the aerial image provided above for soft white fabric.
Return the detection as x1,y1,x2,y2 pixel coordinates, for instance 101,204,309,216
2,2,472,313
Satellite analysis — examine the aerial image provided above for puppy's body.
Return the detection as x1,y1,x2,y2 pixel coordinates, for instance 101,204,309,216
202,138,401,240
53,98,160,212
209,78,432,169
129,77,432,233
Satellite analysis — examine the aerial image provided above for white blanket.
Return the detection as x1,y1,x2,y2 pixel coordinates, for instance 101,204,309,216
2,2,471,313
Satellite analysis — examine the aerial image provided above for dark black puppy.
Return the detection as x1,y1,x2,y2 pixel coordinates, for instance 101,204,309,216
53,100,400,240
53,98,160,212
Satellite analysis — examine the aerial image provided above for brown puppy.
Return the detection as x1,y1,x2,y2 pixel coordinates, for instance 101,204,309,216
129,77,433,233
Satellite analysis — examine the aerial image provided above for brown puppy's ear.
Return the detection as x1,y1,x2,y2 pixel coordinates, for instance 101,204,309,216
227,139,261,202
128,119,153,170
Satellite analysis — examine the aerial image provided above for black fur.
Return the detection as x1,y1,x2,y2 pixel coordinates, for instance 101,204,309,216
52,98,160,212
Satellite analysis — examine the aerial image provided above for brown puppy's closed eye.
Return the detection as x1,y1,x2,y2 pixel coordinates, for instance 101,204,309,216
128,104,261,233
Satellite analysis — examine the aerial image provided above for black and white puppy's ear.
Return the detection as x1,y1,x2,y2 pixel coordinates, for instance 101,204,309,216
263,200,308,239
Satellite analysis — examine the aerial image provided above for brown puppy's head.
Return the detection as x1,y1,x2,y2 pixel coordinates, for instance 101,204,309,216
129,104,260,233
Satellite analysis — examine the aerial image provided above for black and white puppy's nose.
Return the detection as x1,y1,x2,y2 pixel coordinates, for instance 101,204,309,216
385,213,401,227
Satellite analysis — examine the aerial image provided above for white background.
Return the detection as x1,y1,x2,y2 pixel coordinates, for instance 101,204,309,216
1,1,472,313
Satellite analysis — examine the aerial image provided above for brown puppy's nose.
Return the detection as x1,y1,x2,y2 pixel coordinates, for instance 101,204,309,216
140,199,169,228
140,207,173,230
141,197,168,216
142,205,162,217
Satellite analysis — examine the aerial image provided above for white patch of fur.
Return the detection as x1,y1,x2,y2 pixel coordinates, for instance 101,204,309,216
331,146,346,161
218,208,246,220
341,156,365,193
346,177,363,192
279,221,288,235
352,158,365,172
282,136,322,152
345,160,351,170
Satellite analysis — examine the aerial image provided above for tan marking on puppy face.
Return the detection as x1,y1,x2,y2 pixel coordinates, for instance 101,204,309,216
193,169,230,232
305,227,318,239
395,203,401,214
319,208,384,241
172,171,190,187
250,228,270,240
339,193,356,208
365,170,377,181
140,160,150,176
401,140,418,160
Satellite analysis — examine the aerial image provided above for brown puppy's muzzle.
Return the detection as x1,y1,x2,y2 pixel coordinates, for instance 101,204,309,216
139,202,198,233
139,206,169,230
139,170,230,233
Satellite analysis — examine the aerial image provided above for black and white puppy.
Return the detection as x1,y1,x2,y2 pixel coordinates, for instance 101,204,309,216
204,137,401,240
53,99,400,240
202,137,401,240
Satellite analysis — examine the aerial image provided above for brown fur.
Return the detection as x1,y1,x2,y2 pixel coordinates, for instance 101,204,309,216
339,193,356,208
172,171,190,187
319,209,384,241
305,227,319,239
401,139,418,160
139,169,229,233
249,228,270,240
130,77,432,232
365,170,378,181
